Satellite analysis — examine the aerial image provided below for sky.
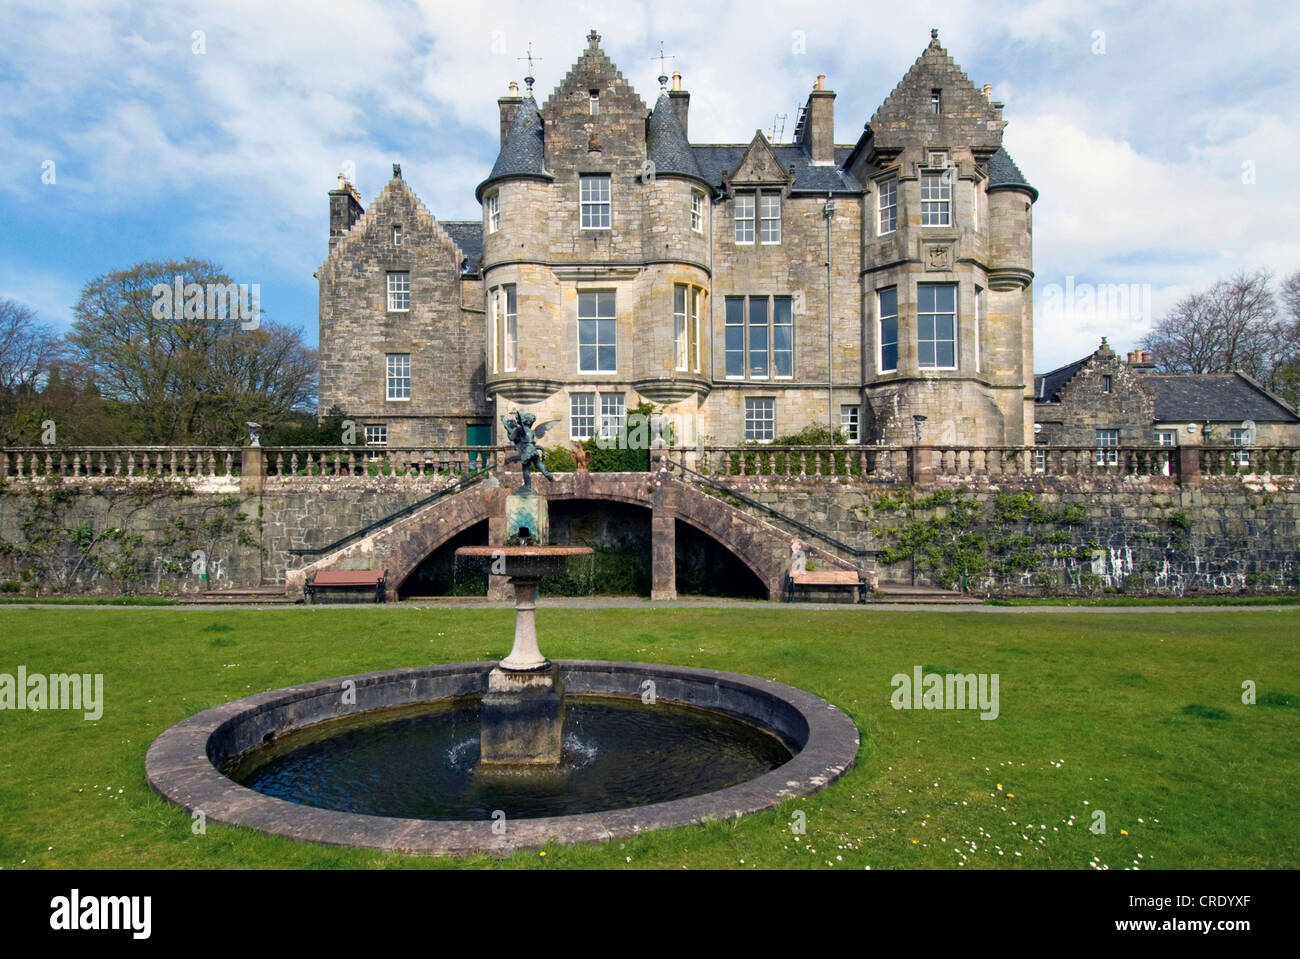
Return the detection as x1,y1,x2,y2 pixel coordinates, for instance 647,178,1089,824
2,0,1299,373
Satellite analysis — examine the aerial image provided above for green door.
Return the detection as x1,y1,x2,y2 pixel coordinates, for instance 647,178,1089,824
467,424,492,471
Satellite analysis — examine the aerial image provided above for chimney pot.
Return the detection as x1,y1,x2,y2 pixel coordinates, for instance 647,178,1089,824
508,80,518,95
671,70,681,92
982,83,992,101
815,74,825,91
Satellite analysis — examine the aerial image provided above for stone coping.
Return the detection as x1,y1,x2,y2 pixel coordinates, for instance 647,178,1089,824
145,660,860,855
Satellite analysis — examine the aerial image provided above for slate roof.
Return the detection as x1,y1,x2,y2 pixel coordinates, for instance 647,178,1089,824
691,144,862,194
1145,374,1299,423
1033,356,1089,402
441,221,483,275
477,96,550,199
646,93,706,182
987,146,1037,200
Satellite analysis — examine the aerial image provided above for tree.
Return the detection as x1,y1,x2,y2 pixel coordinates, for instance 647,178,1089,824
67,259,317,444
1141,270,1279,381
0,299,64,394
1272,269,1300,408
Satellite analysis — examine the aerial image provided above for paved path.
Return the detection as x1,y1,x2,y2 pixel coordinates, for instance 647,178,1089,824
2,598,1297,613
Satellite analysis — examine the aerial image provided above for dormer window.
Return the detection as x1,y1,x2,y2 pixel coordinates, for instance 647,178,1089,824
589,90,599,115
734,194,754,243
930,89,941,114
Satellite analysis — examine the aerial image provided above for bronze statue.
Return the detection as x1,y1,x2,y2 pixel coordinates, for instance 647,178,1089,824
502,411,559,488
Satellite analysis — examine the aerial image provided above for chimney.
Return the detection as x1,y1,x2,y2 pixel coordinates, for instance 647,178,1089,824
328,173,364,247
800,74,836,164
498,81,523,146
1126,349,1156,372
982,83,992,102
668,70,690,139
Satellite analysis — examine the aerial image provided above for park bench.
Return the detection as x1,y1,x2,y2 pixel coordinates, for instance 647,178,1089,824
305,568,387,604
787,569,868,604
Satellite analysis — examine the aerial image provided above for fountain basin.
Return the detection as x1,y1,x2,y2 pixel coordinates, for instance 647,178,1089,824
146,661,860,855
455,545,592,579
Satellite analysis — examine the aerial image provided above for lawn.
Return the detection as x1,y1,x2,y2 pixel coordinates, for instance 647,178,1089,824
1,606,1297,870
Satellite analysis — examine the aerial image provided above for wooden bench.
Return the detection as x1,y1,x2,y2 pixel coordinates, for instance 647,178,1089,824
787,570,866,604
305,569,387,604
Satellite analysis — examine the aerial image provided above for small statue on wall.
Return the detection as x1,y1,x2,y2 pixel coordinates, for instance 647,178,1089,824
502,411,559,488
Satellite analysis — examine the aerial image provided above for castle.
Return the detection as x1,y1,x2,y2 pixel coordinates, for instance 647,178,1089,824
317,28,1041,453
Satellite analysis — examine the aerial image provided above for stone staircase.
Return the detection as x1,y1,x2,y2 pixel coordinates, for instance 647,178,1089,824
190,583,300,605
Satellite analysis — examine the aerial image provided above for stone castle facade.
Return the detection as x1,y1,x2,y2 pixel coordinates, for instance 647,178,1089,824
317,29,1039,452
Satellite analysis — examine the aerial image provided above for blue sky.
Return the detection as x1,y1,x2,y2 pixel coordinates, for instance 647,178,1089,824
2,0,1298,371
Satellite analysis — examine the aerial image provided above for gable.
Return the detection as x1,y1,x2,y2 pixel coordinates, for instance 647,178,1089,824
725,131,793,192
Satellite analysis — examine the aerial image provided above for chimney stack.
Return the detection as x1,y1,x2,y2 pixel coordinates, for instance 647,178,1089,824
668,71,690,139
800,74,836,163
982,83,992,102
328,174,364,247
1126,349,1156,371
498,82,524,146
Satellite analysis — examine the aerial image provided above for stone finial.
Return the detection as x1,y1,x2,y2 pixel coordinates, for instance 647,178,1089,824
587,28,601,48
930,27,939,43
393,162,402,178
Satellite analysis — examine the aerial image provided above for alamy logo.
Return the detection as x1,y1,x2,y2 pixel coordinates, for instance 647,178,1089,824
49,890,150,939
0,667,104,720
891,666,999,720
151,276,260,329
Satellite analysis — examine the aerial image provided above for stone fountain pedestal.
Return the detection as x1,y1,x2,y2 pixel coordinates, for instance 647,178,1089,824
456,523,592,767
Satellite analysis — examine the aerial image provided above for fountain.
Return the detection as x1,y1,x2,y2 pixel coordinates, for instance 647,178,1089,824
454,411,592,767
145,412,859,855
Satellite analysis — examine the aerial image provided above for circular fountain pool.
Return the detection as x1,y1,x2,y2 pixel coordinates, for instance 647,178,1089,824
226,696,793,820
146,660,859,854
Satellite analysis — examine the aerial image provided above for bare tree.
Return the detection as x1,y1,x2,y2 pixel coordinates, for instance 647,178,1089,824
1141,270,1279,380
0,298,64,393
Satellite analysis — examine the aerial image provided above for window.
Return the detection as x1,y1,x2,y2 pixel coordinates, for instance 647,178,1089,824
917,284,957,368
772,296,793,377
734,194,755,243
387,272,410,311
841,405,860,443
486,194,499,234
930,89,941,114
878,177,897,235
386,354,410,401
1102,374,1112,394
580,174,611,229
489,286,517,373
759,194,781,244
600,393,625,438
589,90,599,115
692,287,702,373
921,171,952,226
1034,447,1046,473
745,398,775,442
725,295,792,379
1095,428,1119,466
570,393,596,440
973,286,983,373
393,225,402,246
674,285,689,371
364,424,388,460
1155,430,1177,447
1230,428,1251,466
879,287,898,373
578,290,616,372
691,191,704,233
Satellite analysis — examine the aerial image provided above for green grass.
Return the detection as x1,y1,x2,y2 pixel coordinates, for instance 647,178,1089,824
1,606,1297,870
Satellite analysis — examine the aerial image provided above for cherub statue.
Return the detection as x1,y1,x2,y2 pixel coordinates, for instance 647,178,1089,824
502,410,560,488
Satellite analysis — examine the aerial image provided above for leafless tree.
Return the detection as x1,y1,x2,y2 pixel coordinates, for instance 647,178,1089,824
1141,270,1279,380
0,298,64,393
